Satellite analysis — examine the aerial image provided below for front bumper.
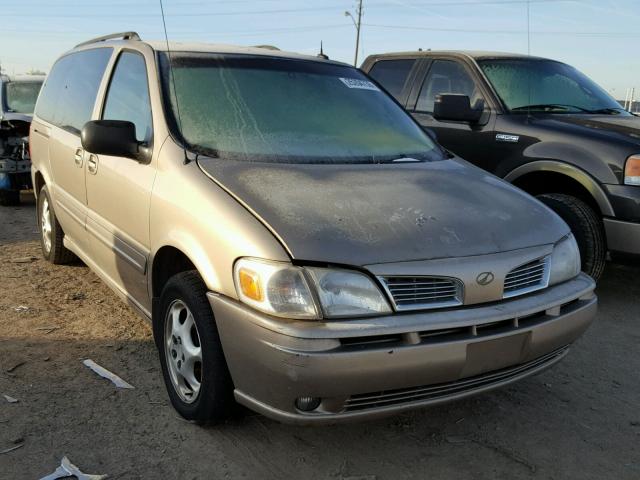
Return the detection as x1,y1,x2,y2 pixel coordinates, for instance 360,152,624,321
604,218,640,256
209,273,597,425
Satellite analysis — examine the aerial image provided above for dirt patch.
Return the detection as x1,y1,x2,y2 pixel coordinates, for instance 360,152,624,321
1,200,639,479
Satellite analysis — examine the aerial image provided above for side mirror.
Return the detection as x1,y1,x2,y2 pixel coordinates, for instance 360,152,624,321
81,120,140,160
433,94,483,123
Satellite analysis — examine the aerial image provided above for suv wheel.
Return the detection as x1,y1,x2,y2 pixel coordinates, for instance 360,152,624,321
536,193,606,281
37,186,76,264
0,189,20,206
155,271,235,424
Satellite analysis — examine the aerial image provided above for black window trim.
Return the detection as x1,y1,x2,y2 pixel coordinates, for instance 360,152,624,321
98,48,154,155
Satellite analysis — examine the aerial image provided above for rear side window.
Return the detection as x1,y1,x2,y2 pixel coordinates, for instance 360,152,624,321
416,60,482,113
36,48,112,133
367,59,415,101
102,52,152,143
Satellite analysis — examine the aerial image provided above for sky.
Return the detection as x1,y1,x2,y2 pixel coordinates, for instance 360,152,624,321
1,0,639,99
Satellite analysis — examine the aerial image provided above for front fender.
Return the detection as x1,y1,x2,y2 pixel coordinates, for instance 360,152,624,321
503,160,614,217
148,140,290,299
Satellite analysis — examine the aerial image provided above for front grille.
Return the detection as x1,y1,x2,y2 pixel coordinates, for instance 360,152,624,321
503,257,549,298
343,346,569,411
381,276,462,311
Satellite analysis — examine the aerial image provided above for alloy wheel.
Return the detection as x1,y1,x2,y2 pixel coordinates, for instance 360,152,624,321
164,299,203,403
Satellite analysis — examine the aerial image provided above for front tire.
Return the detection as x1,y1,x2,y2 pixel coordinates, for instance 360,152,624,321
536,193,606,281
37,185,76,264
155,271,235,424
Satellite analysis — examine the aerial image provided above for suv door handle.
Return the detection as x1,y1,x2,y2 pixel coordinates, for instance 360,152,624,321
74,148,84,168
87,154,99,175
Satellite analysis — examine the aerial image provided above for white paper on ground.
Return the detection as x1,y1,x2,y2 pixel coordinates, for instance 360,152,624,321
82,359,134,389
39,456,108,480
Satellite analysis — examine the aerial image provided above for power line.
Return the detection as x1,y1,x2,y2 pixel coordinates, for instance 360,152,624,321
0,0,589,17
363,23,640,36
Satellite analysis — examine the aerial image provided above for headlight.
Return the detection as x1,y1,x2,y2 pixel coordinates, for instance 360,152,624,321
233,259,392,319
234,258,319,319
305,267,392,318
548,234,581,285
624,154,640,186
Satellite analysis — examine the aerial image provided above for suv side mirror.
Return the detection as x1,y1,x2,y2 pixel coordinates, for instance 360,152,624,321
81,120,140,160
433,94,483,124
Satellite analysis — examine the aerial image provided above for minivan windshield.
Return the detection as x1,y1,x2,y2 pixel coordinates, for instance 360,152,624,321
478,59,627,115
3,80,43,114
159,53,443,163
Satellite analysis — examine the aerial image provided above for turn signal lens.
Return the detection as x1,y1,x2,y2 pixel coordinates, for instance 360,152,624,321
238,268,263,301
233,258,319,319
625,155,640,186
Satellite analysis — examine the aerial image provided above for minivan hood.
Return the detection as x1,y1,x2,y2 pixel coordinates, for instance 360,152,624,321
532,113,640,145
198,157,569,266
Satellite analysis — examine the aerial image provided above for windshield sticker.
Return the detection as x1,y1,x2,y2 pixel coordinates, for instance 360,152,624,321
339,78,380,91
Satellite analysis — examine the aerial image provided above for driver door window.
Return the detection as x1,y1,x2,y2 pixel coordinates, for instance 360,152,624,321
102,51,152,142
415,60,483,113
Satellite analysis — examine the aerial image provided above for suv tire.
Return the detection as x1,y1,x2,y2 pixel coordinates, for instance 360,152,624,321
37,185,76,264
155,271,235,424
0,189,20,206
536,193,606,281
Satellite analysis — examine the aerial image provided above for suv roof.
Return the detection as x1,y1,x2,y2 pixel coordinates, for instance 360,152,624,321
68,31,348,67
366,50,551,62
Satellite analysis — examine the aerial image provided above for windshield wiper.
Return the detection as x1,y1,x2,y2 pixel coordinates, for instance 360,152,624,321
588,107,625,115
511,103,592,113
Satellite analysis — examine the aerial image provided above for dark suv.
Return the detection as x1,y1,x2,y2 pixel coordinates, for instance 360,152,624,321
362,51,640,280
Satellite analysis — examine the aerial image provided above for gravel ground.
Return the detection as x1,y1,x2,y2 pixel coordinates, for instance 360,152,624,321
0,196,639,479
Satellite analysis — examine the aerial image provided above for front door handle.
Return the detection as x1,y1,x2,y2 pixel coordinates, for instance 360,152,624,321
74,148,84,168
87,154,99,175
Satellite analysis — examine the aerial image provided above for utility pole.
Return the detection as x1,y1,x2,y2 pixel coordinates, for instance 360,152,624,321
345,0,363,66
624,88,630,111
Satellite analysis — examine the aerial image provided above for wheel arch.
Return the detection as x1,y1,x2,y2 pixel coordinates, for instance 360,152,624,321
504,161,614,217
150,245,201,299
33,170,46,197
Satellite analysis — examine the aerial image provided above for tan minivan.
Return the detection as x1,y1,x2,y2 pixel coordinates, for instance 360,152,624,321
30,32,597,425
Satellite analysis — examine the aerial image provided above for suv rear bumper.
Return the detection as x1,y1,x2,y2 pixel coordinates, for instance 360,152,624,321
208,273,596,425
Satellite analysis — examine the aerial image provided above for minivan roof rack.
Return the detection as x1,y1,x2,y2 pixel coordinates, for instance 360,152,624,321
253,45,280,51
75,31,141,49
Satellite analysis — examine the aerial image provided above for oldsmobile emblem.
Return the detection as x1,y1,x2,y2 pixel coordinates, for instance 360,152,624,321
476,272,495,286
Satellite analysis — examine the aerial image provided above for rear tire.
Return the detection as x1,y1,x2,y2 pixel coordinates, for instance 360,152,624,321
0,190,20,206
536,193,606,281
155,271,236,425
37,185,76,264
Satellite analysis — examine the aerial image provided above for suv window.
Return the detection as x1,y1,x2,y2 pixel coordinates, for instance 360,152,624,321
416,60,482,113
35,48,112,133
102,52,152,143
367,59,415,101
